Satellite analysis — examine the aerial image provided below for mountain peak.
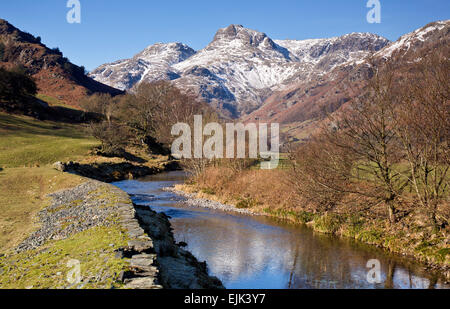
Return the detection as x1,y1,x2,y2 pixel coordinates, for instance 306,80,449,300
211,24,274,48
138,42,195,57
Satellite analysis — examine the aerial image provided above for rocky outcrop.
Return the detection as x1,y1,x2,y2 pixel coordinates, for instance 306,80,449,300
52,160,180,183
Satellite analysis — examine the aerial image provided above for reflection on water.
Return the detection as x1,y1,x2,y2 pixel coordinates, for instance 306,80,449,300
114,171,449,289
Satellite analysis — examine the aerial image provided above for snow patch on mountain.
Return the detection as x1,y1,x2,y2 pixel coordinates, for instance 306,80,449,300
89,42,196,90
89,25,390,117
375,20,449,59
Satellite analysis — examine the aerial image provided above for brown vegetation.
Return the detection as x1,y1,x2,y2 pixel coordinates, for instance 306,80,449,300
183,52,449,268
0,19,122,108
289,55,449,228
81,81,216,158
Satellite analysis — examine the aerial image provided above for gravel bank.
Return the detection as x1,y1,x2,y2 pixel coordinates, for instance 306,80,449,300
16,181,121,252
164,187,260,216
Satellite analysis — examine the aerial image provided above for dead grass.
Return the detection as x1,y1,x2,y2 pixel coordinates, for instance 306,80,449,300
0,167,85,253
190,166,296,212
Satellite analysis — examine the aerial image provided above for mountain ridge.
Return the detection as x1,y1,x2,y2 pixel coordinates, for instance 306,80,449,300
244,19,449,145
89,25,390,118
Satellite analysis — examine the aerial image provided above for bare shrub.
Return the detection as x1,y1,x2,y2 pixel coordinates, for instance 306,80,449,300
87,121,129,156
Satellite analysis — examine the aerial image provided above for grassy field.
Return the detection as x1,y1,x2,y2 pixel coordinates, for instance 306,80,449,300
0,112,100,252
36,94,82,110
0,112,133,288
0,167,85,253
0,112,99,168
0,224,128,289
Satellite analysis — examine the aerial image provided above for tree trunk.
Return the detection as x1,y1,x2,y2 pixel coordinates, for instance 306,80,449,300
387,202,396,224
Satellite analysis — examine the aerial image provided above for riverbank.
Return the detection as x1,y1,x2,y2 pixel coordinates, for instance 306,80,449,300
172,181,450,281
164,187,259,216
52,159,180,183
0,112,222,289
0,176,223,289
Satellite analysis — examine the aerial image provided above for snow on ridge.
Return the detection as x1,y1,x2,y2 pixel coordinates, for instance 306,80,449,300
88,42,196,90
375,20,449,59
89,25,391,115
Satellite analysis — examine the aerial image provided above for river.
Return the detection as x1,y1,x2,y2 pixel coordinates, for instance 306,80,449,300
113,171,449,289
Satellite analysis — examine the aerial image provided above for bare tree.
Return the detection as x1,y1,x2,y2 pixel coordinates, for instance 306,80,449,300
330,69,411,223
80,93,118,124
122,81,215,151
88,121,129,156
394,53,449,227
289,68,410,223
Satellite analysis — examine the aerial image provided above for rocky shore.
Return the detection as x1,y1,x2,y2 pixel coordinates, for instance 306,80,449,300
164,187,259,216
133,205,223,289
13,177,223,289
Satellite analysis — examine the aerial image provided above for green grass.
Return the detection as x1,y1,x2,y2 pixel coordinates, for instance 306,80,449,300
0,112,140,289
236,197,257,209
312,213,344,234
0,112,99,168
201,187,216,195
0,167,85,252
0,225,129,289
263,208,316,224
0,112,99,252
36,94,81,110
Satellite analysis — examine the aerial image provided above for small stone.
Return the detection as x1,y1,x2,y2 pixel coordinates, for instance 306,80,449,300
128,240,153,252
52,162,66,172
118,271,125,283
115,250,124,259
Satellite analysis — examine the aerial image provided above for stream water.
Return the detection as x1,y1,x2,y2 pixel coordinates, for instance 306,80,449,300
113,171,449,289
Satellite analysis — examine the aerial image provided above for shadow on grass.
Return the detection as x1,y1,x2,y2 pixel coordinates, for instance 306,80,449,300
0,112,92,139
96,150,147,164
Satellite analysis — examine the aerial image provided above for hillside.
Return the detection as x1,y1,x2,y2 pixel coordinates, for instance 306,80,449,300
0,19,123,108
244,20,450,144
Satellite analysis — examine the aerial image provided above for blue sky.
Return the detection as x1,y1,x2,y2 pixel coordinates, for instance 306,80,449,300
1,0,449,70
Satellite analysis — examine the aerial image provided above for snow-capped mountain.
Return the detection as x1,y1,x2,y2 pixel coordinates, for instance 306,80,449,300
90,25,389,117
89,43,196,91
374,20,449,59
243,20,449,143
